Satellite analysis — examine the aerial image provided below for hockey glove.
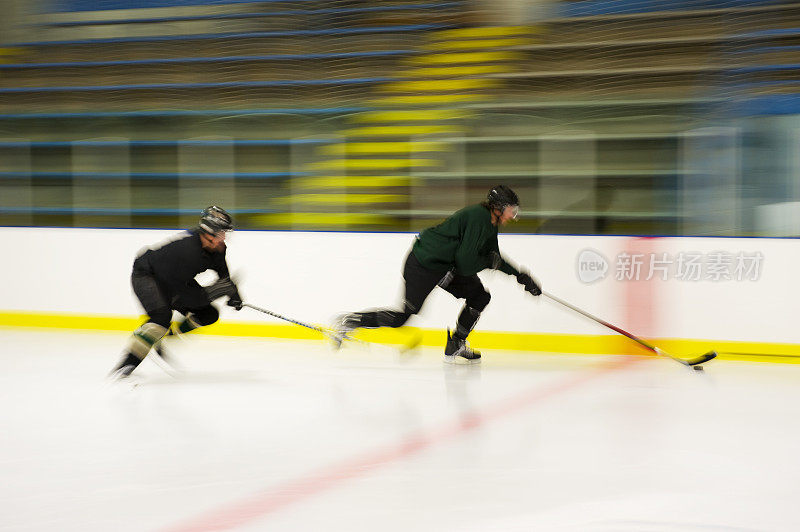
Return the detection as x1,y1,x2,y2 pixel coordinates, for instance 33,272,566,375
227,296,243,311
205,276,243,309
226,281,243,311
205,276,235,301
517,271,542,296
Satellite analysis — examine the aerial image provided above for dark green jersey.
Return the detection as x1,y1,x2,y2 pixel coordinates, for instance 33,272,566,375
411,204,520,277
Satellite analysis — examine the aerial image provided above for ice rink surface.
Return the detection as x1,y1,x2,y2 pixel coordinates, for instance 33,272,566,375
1,328,799,532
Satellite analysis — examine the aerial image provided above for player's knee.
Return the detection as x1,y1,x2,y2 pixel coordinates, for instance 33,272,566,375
126,321,169,359
191,306,219,326
378,310,412,328
468,290,491,312
148,309,172,329
402,299,421,317
392,312,413,327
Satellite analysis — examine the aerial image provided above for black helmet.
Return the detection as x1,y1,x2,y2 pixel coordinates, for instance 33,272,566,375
486,185,519,210
199,205,233,234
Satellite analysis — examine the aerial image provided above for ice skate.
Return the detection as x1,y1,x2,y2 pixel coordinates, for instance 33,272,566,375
444,329,481,364
109,363,135,381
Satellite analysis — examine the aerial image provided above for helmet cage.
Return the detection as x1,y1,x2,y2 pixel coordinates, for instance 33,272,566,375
199,206,233,234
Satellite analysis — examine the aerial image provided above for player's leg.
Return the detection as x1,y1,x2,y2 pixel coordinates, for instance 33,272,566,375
110,273,172,379
442,275,491,362
154,278,227,361
335,252,443,335
148,304,219,369
174,305,220,333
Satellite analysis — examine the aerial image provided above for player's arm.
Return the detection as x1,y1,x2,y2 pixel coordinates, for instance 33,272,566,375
207,252,243,310
487,236,542,296
486,234,519,276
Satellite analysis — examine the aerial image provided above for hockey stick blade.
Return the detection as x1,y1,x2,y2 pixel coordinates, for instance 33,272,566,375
653,347,717,367
683,350,717,366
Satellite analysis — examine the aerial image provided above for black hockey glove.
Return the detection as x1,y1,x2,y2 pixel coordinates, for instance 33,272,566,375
225,282,243,311
517,272,542,296
227,295,243,311
205,277,235,301
205,276,243,309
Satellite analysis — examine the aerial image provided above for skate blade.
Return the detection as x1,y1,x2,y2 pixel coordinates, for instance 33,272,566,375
105,373,142,390
443,355,481,365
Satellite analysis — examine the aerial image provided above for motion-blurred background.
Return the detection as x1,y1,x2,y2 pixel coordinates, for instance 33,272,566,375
1,0,798,236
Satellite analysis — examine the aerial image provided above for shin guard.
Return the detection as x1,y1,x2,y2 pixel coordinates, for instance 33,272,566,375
176,315,202,334
454,305,482,341
126,322,169,360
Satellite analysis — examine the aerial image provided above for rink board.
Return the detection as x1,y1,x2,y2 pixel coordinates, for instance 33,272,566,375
1,227,798,363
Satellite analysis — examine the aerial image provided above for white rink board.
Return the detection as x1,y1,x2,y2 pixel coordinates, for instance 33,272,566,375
0,227,796,343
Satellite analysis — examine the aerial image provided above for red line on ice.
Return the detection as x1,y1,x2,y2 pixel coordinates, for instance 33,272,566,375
162,356,637,532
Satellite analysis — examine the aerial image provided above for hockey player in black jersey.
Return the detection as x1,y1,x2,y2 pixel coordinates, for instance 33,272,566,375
334,185,542,364
110,206,242,379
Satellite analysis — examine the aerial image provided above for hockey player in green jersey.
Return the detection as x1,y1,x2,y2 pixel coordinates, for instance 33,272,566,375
335,185,541,363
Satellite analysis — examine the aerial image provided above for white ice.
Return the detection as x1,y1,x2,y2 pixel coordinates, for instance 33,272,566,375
1,328,799,532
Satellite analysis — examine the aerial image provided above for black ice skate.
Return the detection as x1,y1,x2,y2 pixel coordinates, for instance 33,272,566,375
109,363,135,381
109,351,141,381
444,329,481,364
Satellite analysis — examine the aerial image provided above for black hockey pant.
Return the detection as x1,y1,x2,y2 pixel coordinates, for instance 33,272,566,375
357,252,490,339
131,272,219,329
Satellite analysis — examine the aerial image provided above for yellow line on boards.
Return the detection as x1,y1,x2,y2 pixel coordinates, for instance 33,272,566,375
1,311,798,364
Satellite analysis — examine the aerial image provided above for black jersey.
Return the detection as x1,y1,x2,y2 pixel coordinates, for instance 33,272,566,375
132,229,231,309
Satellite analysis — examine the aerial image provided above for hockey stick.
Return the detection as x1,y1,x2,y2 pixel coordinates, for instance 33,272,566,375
148,347,182,377
242,303,421,353
542,291,716,368
242,303,347,346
